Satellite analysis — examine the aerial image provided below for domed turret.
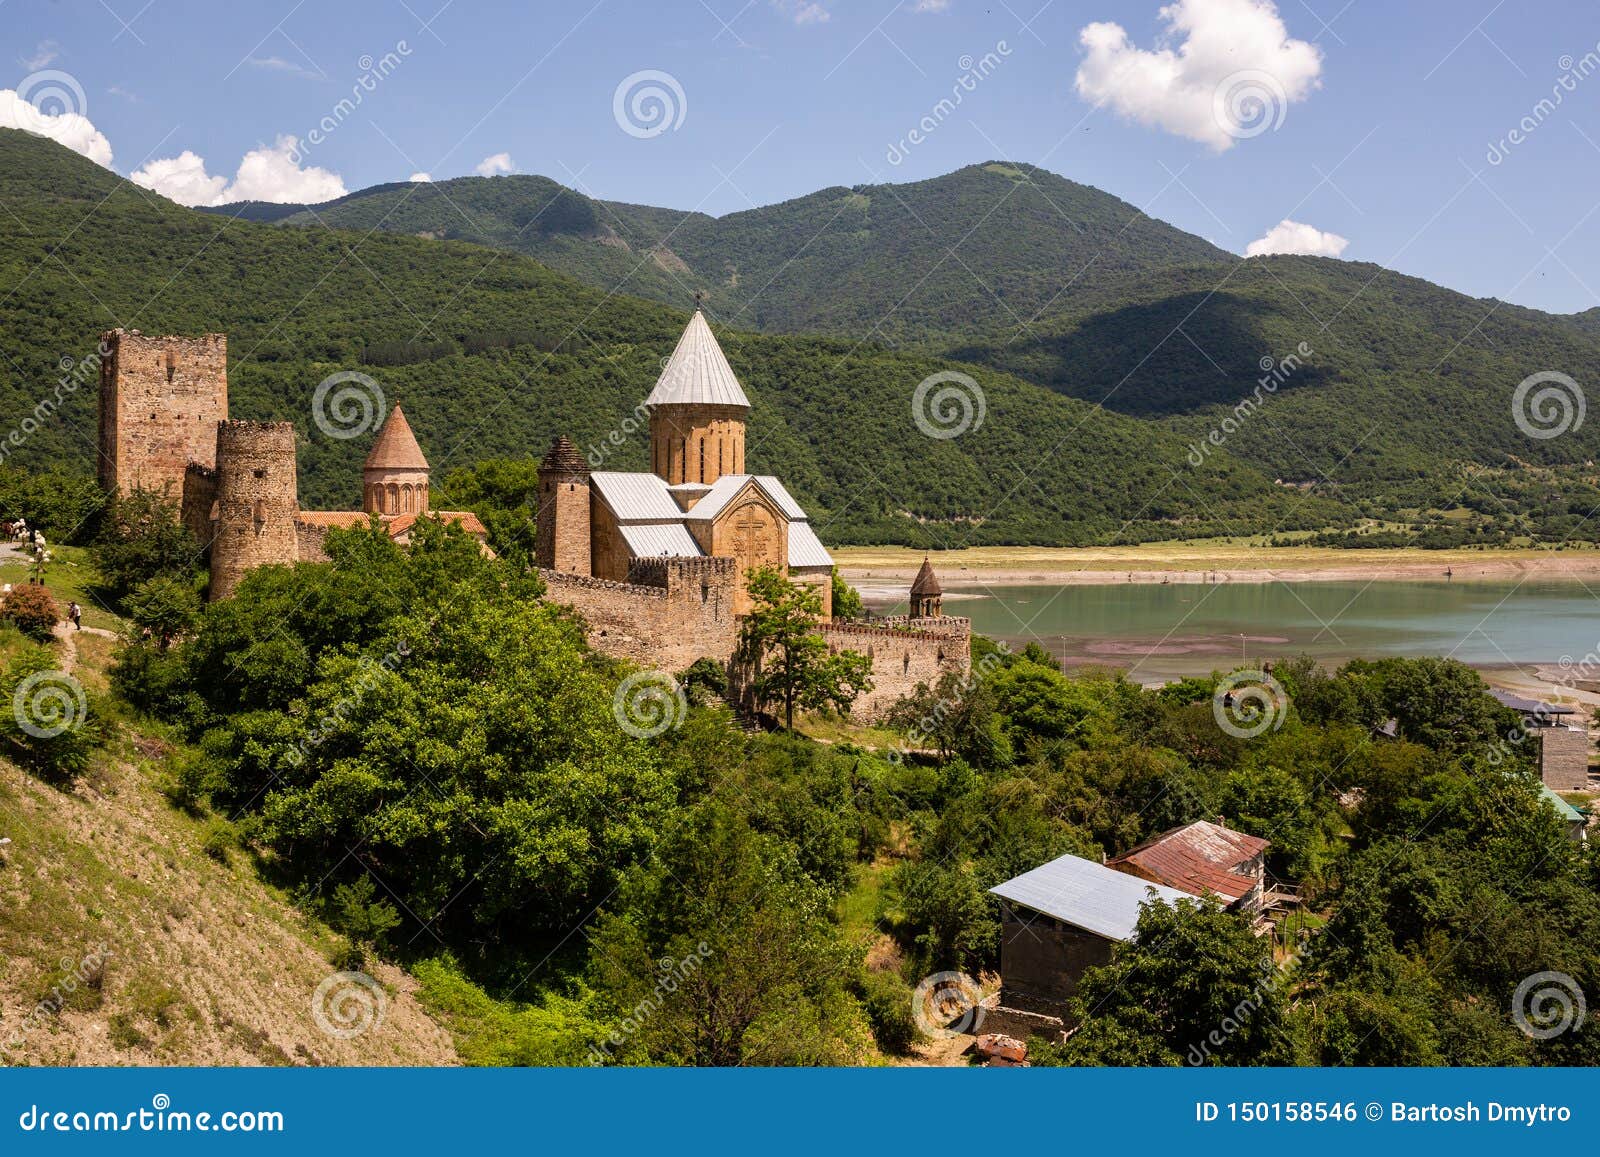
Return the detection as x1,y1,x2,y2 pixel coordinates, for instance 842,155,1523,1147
363,405,429,515
647,307,750,486
909,556,943,619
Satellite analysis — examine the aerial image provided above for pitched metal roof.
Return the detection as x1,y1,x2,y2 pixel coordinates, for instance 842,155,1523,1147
751,475,807,521
620,523,704,558
365,406,429,471
989,853,1193,942
683,474,761,521
590,471,683,522
1490,689,1576,716
1106,821,1269,905
1540,783,1585,823
787,521,833,568
645,311,751,410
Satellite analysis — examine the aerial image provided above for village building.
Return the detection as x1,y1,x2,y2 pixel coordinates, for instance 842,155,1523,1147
1489,689,1592,792
981,852,1192,1041
1106,820,1270,915
96,329,487,600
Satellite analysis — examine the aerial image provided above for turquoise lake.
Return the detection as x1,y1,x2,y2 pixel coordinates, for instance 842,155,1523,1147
862,579,1600,683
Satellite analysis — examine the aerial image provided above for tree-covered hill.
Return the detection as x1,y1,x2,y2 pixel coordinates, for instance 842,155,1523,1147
203,161,1229,344
0,129,1328,546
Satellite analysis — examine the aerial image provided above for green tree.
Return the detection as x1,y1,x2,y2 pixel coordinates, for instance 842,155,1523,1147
830,567,864,619
738,567,871,729
123,576,201,650
92,489,201,598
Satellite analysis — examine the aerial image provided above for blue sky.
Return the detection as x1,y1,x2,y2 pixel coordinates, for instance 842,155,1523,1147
5,0,1600,313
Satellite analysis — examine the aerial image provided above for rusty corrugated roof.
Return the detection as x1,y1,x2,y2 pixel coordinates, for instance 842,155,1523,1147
1106,820,1268,904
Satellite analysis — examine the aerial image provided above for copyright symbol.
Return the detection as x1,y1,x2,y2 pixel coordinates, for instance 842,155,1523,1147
1364,1102,1383,1121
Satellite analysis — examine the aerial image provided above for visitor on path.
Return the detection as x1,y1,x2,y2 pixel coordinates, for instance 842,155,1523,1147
68,601,82,631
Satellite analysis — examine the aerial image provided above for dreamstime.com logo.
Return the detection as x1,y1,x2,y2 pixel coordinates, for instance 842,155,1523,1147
613,70,687,139
912,371,986,440
1512,371,1584,440
12,670,87,739
11,70,89,135
312,371,386,440
1212,69,1289,142
911,971,984,1039
1511,971,1587,1040
1212,669,1288,739
311,971,387,1040
612,671,688,739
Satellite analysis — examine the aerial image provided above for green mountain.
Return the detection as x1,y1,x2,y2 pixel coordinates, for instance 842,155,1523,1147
0,129,1324,546
203,161,1230,343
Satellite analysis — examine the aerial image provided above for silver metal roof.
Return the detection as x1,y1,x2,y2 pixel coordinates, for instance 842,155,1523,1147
989,853,1194,942
590,471,682,522
787,521,833,569
752,475,808,521
620,523,704,558
683,474,757,521
645,311,751,410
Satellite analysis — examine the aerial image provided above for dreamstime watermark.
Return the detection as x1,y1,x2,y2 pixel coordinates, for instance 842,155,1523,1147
912,370,985,440
1212,669,1288,739
12,670,87,740
1511,970,1586,1040
17,1095,284,1134
1512,371,1583,440
311,970,386,1040
612,671,688,739
613,70,687,139
0,944,112,1062
1186,943,1307,1065
587,944,713,1065
1212,69,1289,143
911,970,984,1039
885,41,1012,165
0,338,110,466
284,639,411,768
10,70,89,137
285,43,413,166
1487,48,1600,165
1187,342,1313,466
312,371,386,440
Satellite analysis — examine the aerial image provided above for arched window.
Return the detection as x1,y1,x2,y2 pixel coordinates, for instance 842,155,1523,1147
387,483,399,514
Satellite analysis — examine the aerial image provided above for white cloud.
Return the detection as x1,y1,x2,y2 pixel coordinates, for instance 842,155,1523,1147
772,0,831,24
247,55,324,80
0,87,114,167
21,41,60,71
475,152,514,177
1245,218,1348,258
911,0,951,11
129,150,228,206
132,135,347,206
1074,0,1321,150
409,171,433,182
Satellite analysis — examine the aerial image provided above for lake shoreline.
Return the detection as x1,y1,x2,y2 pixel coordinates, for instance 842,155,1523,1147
836,547,1600,591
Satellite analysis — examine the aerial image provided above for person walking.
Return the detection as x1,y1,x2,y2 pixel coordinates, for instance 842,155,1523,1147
68,601,82,631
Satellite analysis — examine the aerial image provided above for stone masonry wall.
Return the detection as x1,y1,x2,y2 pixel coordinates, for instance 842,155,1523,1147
98,330,227,499
539,557,740,672
180,462,218,551
821,616,971,721
209,421,299,601
1538,726,1591,791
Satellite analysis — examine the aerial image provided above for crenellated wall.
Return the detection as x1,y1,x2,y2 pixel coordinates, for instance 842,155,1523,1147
820,616,972,720
539,556,741,671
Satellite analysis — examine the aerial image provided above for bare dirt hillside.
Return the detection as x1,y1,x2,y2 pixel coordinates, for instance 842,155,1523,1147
0,632,457,1066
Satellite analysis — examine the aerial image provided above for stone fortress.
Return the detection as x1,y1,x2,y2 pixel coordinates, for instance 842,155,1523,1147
534,307,971,718
97,311,970,719
95,328,486,600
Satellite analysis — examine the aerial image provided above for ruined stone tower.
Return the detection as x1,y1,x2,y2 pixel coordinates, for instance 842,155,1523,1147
909,556,943,619
209,421,298,601
646,310,750,486
97,330,228,499
363,405,430,514
536,435,592,575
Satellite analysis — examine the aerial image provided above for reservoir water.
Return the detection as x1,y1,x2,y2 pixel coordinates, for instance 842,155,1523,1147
862,579,1600,683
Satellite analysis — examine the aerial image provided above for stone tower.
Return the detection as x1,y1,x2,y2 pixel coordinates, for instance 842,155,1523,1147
909,556,943,619
536,436,592,575
97,330,228,499
363,405,430,515
647,309,750,486
209,421,298,601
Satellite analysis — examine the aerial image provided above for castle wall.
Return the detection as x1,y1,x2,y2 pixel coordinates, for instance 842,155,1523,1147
180,463,218,551
209,421,299,601
539,557,740,672
98,330,227,499
589,491,631,582
820,616,971,720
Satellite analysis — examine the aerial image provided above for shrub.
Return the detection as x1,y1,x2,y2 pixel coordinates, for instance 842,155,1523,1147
2,584,58,641
858,969,921,1054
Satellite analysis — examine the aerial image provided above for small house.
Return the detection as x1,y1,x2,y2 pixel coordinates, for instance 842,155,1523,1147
1491,690,1590,791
